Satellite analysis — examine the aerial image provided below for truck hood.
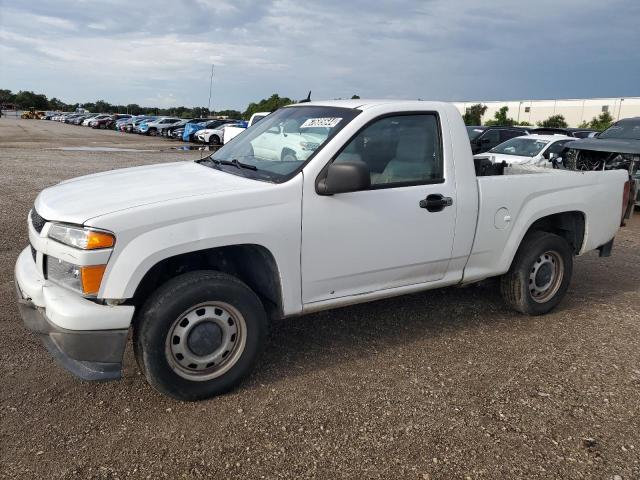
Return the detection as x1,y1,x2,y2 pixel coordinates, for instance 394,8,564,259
34,161,258,225
565,137,640,154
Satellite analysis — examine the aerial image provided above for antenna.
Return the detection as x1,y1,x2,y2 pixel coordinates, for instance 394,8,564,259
202,63,215,161
299,91,311,103
207,64,214,117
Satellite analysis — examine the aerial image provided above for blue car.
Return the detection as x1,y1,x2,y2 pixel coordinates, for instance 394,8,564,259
133,117,157,134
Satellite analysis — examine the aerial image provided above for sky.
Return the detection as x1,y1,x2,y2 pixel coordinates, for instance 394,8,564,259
1,0,639,110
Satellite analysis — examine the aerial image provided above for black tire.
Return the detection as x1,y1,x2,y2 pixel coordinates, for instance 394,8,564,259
209,135,221,146
500,231,573,315
134,271,267,401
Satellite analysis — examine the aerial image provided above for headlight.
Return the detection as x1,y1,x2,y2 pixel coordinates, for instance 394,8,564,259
46,257,106,296
48,224,115,250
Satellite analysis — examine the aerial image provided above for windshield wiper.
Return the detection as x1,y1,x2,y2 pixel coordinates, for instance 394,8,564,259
196,157,258,171
212,158,258,170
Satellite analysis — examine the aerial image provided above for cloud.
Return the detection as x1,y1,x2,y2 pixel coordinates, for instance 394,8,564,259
0,0,638,109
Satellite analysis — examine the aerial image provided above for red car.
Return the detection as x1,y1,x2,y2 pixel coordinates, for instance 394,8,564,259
91,114,131,129
90,115,114,129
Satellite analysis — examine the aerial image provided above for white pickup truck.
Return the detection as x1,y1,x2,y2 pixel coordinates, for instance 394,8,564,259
15,100,632,401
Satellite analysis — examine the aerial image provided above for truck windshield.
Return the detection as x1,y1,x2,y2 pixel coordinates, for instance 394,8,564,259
598,120,640,140
203,106,360,182
490,137,549,157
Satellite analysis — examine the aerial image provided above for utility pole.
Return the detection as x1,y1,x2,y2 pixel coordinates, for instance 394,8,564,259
207,64,214,117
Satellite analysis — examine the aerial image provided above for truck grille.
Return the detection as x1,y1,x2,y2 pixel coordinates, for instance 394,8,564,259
31,208,46,233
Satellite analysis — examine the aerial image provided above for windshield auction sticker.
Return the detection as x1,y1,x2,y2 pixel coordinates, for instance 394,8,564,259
300,117,342,128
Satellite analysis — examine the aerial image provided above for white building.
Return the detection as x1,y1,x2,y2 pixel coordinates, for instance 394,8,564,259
453,97,640,127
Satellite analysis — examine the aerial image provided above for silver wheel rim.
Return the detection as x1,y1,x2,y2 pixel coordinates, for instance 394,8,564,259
529,250,564,303
165,302,247,381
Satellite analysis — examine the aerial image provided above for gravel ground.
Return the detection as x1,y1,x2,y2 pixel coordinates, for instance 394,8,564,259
0,117,638,480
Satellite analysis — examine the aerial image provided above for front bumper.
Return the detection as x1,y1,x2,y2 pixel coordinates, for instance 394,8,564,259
15,247,133,381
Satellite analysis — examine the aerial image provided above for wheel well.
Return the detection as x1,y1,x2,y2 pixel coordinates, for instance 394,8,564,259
131,245,283,318
525,211,585,254
281,148,296,160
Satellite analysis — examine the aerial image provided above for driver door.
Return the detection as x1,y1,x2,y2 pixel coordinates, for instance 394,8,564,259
301,113,457,305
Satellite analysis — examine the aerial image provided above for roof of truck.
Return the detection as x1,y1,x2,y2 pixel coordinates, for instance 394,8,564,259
288,99,450,110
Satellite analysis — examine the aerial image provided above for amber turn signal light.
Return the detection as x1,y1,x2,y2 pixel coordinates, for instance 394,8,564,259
80,264,107,295
86,230,115,249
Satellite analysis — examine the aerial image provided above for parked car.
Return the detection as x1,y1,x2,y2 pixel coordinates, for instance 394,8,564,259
114,117,132,131
466,126,530,154
133,117,158,133
119,116,148,132
531,127,598,138
104,114,132,129
170,127,185,139
16,100,631,400
563,117,640,220
90,115,116,129
183,119,236,142
82,114,104,126
63,114,84,124
564,117,640,171
163,118,210,138
138,117,182,135
210,113,272,145
71,115,89,125
195,122,246,145
475,134,575,167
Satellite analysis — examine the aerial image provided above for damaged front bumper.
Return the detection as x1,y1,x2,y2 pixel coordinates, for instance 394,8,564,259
14,247,133,381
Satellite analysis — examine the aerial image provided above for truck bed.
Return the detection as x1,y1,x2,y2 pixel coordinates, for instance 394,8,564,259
462,167,629,283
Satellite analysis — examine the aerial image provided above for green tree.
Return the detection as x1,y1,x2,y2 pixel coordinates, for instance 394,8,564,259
94,99,112,113
0,89,16,106
587,111,614,131
48,97,67,110
517,121,532,126
191,106,210,118
216,109,242,119
243,94,293,119
14,90,49,109
351,94,361,99
462,104,487,125
537,114,568,128
577,120,590,129
484,106,515,126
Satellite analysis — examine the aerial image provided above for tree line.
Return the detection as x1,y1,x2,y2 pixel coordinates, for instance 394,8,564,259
462,103,614,131
0,89,304,120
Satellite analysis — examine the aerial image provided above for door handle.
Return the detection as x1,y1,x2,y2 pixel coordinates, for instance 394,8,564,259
419,194,453,212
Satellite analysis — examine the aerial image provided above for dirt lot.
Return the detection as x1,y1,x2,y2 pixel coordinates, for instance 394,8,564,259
0,117,638,479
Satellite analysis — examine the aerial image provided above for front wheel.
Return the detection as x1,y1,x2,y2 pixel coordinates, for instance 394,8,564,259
134,271,268,400
500,231,573,315
209,135,221,146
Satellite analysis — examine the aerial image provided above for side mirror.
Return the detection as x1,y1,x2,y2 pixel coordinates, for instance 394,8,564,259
317,161,371,195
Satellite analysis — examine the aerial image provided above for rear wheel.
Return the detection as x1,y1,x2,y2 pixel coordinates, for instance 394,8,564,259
134,271,267,401
500,231,573,315
209,135,221,146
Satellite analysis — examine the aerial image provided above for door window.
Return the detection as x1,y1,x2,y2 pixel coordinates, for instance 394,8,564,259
478,129,500,149
546,140,571,155
499,129,523,142
334,114,443,186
